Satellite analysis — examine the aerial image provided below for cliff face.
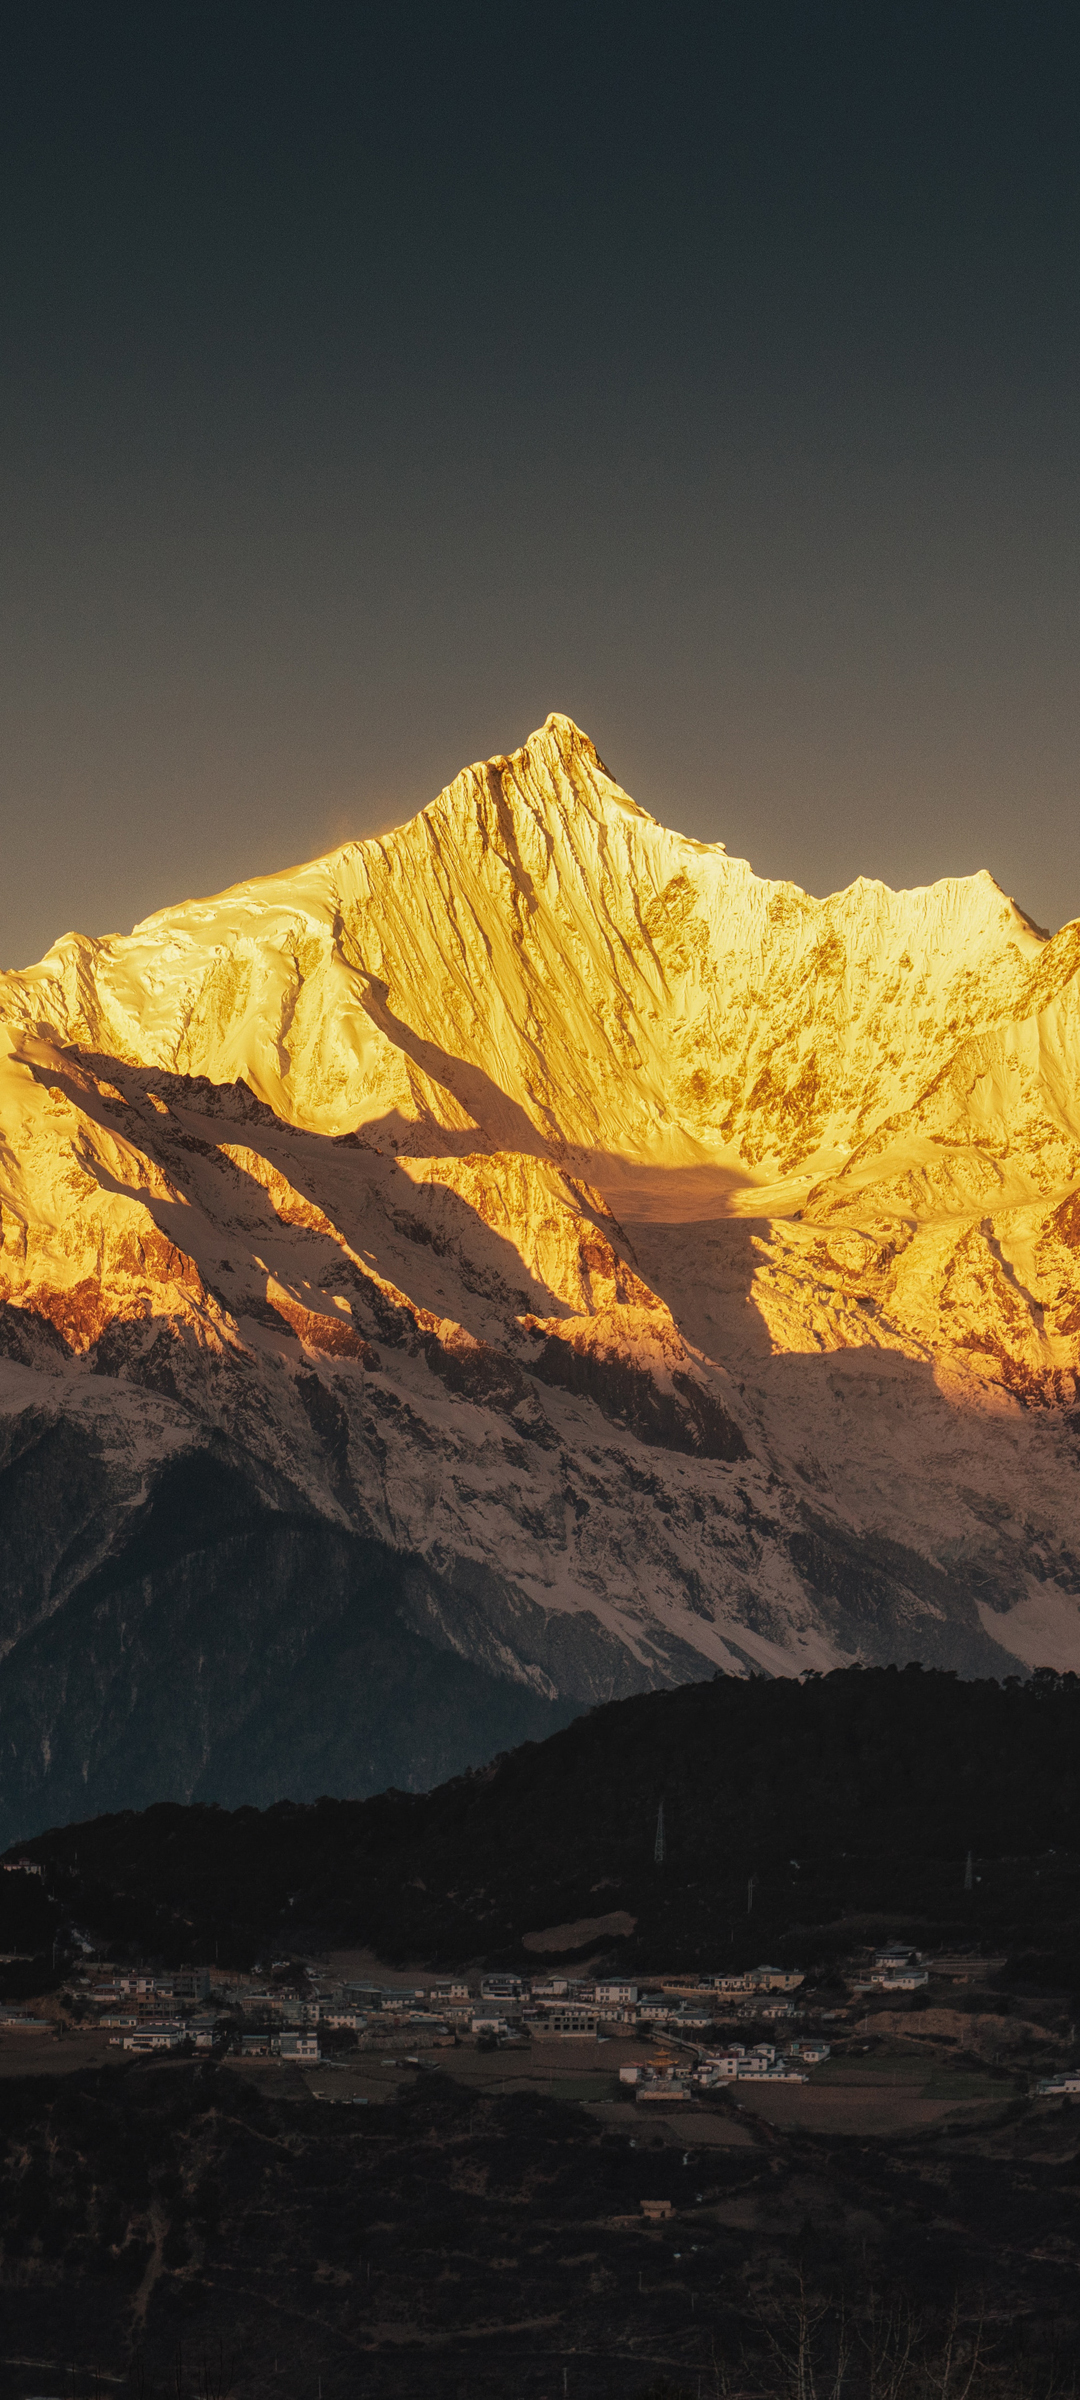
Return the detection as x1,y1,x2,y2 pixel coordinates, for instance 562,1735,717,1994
2,714,1079,1837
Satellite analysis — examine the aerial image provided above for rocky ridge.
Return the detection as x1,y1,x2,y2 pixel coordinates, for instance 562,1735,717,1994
2,714,1080,1836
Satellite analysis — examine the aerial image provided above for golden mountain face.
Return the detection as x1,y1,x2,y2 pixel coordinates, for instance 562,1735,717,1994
2,711,1080,1780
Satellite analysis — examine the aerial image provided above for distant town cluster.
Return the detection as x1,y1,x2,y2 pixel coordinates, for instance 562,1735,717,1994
2,1955,816,2068
3,1885,1072,2098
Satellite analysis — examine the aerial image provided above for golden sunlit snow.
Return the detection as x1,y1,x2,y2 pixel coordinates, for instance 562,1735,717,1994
3,713,1080,1684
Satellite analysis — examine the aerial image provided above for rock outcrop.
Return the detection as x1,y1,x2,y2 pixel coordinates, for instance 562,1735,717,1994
1,714,1079,1837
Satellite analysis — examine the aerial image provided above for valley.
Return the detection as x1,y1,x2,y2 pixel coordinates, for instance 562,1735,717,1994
0,1669,1079,2397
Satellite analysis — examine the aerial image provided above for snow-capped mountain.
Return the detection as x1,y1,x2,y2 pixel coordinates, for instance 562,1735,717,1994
2,714,1079,1838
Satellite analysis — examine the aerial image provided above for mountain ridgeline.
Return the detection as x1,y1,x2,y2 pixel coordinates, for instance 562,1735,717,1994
3,715,1080,1827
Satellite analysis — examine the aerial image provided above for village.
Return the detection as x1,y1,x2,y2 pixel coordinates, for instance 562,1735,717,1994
1,1842,1077,2113
1,1922,1074,2102
61,1955,819,2089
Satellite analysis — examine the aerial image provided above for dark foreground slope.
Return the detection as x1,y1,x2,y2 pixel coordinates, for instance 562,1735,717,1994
2,2054,1079,2400
14,1666,1080,1980
3,1669,1080,2400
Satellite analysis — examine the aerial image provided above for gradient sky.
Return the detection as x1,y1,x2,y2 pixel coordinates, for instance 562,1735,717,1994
2,1,1079,967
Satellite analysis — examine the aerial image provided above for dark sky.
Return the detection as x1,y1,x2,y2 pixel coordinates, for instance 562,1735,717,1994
2,1,1079,966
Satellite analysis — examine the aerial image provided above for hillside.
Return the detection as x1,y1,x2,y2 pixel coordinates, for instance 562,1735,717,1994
1,2053,1077,2400
4,1667,1080,2400
3,716,1080,1827
15,1666,1080,1984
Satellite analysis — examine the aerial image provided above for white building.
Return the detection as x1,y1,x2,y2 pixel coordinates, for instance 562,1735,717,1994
188,2016,221,2049
278,2031,320,2062
852,1968,928,1993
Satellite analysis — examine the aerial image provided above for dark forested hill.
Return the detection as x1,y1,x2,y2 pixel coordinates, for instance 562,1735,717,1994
10,1664,1080,1980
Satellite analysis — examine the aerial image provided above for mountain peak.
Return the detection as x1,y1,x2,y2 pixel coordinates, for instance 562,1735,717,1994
425,711,647,839
502,711,611,778
532,709,607,763
0,717,1062,1175
4,714,1080,1832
